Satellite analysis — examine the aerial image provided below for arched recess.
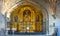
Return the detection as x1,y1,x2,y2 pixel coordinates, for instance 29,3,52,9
6,0,49,35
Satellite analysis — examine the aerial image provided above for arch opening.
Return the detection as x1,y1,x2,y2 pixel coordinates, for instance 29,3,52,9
6,2,48,35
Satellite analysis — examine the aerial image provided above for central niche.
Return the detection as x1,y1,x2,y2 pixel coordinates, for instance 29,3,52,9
9,4,44,35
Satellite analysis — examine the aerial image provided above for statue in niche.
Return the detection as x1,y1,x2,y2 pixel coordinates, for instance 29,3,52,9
36,16,40,22
23,10,31,21
14,16,18,22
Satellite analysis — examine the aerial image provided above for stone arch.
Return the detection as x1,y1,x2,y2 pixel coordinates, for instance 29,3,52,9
5,0,49,34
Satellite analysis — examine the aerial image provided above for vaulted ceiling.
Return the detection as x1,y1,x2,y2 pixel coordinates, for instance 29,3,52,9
0,0,60,19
